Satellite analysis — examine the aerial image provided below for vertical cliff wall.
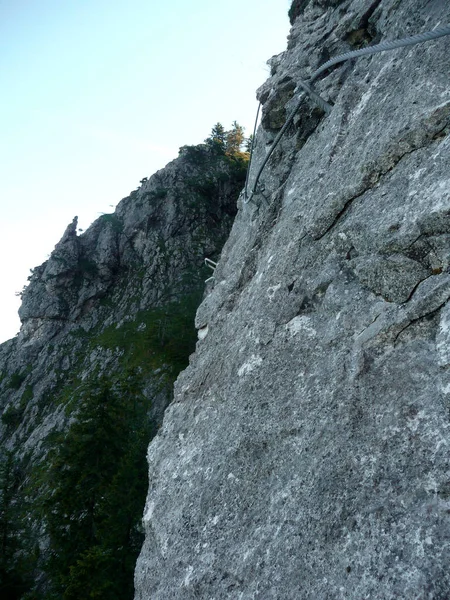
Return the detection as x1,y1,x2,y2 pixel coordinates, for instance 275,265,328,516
135,1,450,598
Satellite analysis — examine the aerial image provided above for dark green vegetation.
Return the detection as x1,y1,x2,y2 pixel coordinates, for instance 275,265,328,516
0,130,249,599
98,213,124,233
0,375,153,600
0,299,202,600
94,291,203,378
8,372,27,390
38,374,151,600
1,386,33,428
0,452,37,600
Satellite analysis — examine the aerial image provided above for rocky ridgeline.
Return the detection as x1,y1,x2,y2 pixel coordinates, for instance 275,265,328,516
1,147,242,442
0,144,244,596
135,1,450,598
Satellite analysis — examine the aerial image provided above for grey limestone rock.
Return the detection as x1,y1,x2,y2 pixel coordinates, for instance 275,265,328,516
135,1,450,598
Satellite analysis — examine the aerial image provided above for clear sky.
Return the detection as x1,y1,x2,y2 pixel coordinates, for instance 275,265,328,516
0,0,290,343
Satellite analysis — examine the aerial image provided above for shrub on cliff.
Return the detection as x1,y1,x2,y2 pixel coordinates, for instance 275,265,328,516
204,121,247,156
225,121,245,154
205,122,227,154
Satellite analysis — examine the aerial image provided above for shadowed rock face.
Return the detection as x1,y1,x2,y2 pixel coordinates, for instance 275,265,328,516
135,1,450,598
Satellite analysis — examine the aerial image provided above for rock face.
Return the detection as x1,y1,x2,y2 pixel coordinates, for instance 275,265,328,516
135,1,450,598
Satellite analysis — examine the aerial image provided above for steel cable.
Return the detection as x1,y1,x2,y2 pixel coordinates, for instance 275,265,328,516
244,23,450,205
310,24,450,82
295,79,333,113
243,102,261,204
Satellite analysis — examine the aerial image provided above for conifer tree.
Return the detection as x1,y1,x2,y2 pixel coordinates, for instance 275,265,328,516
0,452,35,600
205,123,226,153
40,374,152,600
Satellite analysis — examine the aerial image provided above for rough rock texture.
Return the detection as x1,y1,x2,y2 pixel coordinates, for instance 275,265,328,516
135,1,450,598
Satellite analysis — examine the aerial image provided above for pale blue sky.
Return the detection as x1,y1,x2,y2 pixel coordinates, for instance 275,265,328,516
0,0,290,343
